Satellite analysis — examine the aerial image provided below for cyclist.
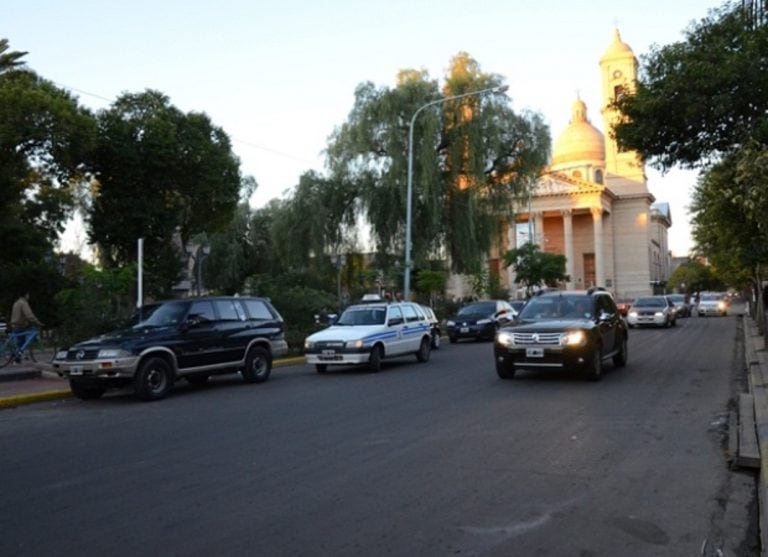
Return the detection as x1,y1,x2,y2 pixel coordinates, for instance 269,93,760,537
10,292,42,360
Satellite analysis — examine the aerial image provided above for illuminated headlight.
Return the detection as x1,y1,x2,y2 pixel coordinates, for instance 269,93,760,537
561,330,587,346
477,318,492,325
496,331,515,347
97,348,131,359
628,310,637,318
654,311,664,317
446,320,456,327
304,340,314,350
718,302,726,310
55,350,68,360
350,339,365,349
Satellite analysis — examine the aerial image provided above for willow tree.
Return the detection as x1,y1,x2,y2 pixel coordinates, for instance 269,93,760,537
326,53,550,275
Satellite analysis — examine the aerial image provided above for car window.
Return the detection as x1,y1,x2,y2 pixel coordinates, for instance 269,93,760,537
388,305,404,324
215,299,244,321
188,300,216,323
402,304,421,323
634,297,664,307
459,302,496,316
243,299,273,320
143,301,188,327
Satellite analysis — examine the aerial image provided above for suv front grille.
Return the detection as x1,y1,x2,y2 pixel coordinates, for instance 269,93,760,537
65,349,101,361
512,332,561,345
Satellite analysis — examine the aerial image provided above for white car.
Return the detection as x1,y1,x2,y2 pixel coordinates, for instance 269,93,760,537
304,301,433,373
697,292,728,317
626,295,677,328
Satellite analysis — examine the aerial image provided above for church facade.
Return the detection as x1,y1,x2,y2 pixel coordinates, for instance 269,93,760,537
450,29,672,299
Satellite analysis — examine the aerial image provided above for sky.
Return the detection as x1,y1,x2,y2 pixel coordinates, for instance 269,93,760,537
7,0,722,256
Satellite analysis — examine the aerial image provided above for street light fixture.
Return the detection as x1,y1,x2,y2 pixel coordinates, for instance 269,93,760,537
403,84,509,300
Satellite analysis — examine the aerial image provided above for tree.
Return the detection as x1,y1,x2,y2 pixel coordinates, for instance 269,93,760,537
327,53,550,274
613,4,768,170
0,38,27,73
88,90,242,297
503,243,569,296
667,260,722,294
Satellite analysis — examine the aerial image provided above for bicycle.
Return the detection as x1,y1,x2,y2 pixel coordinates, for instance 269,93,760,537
0,327,40,368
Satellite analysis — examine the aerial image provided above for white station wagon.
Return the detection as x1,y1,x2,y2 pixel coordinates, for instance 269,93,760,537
304,301,433,373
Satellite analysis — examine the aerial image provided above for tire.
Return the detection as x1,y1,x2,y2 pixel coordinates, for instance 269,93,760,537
69,379,106,400
496,360,516,379
416,337,431,363
431,331,441,350
315,364,327,374
134,356,174,401
585,347,603,381
612,335,628,367
185,374,209,385
369,345,383,372
242,345,271,383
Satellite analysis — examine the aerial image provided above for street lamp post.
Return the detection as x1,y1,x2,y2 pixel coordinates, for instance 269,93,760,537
403,84,509,300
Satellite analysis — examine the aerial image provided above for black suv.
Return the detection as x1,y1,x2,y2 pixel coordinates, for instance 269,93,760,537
53,296,288,401
493,288,628,381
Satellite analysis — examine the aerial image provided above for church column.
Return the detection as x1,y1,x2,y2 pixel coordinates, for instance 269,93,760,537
561,209,574,289
533,212,544,247
591,206,605,287
506,219,516,289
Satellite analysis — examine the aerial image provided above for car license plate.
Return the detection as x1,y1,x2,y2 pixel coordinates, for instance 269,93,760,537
526,347,544,358
319,349,336,360
69,366,84,375
460,327,469,333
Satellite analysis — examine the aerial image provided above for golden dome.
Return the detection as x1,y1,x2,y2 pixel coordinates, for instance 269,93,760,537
600,28,635,63
551,97,605,168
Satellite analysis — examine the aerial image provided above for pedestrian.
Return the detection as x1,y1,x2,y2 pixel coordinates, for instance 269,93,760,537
10,292,42,351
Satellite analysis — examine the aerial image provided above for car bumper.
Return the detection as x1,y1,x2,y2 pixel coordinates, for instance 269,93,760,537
627,315,666,326
698,307,726,316
447,324,495,340
305,351,370,366
494,344,594,372
52,356,141,380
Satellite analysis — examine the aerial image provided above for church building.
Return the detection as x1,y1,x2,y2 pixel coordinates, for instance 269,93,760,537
482,29,672,299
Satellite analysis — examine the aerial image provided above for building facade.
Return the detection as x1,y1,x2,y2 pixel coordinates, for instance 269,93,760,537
452,29,672,299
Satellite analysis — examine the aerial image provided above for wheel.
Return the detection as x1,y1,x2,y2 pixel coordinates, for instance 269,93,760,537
185,374,209,385
612,335,628,367
69,379,106,400
315,364,327,374
134,356,174,401
449,336,458,344
416,337,431,363
496,360,516,379
242,345,271,383
431,331,441,350
671,317,677,327
369,345,383,372
585,347,603,381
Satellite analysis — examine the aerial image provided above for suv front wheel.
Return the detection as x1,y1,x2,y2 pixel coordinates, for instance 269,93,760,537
134,356,174,401
242,345,271,383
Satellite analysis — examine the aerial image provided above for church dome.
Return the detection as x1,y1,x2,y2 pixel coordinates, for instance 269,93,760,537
550,97,605,169
600,28,635,63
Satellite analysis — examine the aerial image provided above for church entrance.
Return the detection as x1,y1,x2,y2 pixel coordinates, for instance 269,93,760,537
583,253,596,287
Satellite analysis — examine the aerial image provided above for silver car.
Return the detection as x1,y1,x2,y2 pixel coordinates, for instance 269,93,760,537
697,292,728,317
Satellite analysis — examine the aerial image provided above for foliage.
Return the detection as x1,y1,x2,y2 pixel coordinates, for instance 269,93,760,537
415,269,447,306
54,263,137,346
667,260,723,294
613,4,768,170
88,90,242,298
326,53,550,275
503,243,569,296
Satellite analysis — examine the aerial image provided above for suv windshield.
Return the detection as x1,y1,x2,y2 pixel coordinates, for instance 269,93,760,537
139,301,189,328
518,294,592,320
458,302,496,316
336,306,387,326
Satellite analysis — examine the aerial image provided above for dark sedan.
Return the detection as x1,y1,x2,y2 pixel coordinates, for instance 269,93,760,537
494,289,628,381
446,300,515,343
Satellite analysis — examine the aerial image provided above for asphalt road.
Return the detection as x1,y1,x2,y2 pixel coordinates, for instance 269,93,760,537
0,305,758,556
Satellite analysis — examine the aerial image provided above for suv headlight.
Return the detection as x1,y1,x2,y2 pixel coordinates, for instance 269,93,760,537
561,330,586,346
304,340,314,350
54,349,68,360
97,348,132,359
446,320,456,327
496,331,515,347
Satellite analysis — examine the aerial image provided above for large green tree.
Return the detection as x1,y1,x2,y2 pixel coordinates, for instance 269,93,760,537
88,90,242,297
503,242,569,297
326,53,550,274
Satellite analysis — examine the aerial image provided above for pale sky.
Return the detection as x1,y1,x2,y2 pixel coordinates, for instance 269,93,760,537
7,1,719,256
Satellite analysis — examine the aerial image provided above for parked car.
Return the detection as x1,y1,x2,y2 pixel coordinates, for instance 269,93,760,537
52,296,288,401
626,295,677,328
666,293,691,317
494,288,628,381
445,300,516,343
698,292,728,317
304,301,432,373
420,305,442,349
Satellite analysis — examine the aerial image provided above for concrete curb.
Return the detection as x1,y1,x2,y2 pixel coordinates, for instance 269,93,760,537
0,355,308,410
742,315,768,556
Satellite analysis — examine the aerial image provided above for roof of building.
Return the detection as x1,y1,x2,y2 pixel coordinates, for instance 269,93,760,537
551,97,605,169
